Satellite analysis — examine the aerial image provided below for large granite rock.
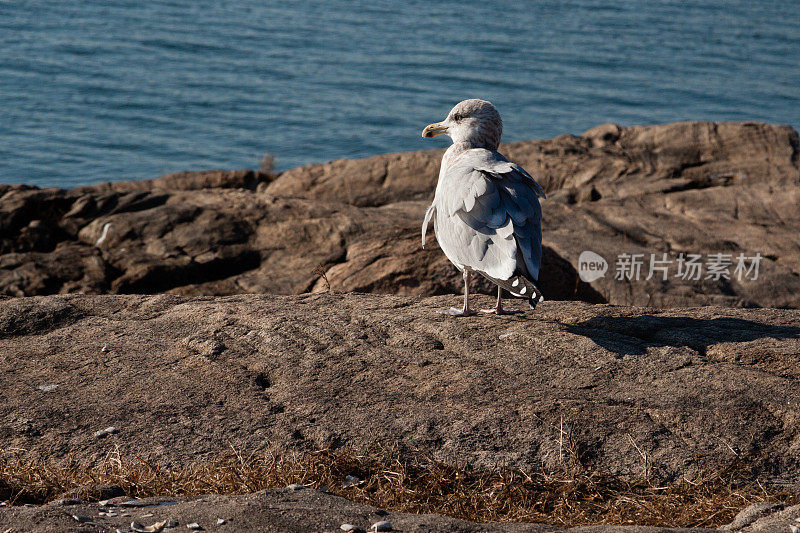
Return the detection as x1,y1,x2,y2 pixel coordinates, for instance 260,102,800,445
2,293,799,484
1,121,798,307
265,121,800,308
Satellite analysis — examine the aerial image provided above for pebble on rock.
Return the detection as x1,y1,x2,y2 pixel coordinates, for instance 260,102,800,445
38,384,58,392
216,518,226,525
187,523,203,530
56,498,83,506
340,524,363,532
287,483,304,490
119,499,178,508
371,521,392,532
343,475,363,488
72,514,93,523
130,519,169,533
94,426,118,438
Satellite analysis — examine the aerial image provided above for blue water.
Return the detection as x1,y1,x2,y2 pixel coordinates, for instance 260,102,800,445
1,1,798,189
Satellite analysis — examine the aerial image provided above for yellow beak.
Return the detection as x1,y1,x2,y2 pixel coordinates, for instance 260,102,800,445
422,122,448,138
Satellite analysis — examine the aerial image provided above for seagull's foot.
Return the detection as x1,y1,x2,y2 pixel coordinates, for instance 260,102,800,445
437,307,476,317
480,306,521,315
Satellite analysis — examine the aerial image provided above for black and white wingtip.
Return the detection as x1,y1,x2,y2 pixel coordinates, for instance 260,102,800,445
507,276,545,310
529,292,545,310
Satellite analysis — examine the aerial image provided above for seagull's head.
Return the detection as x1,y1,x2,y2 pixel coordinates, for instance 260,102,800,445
422,99,503,150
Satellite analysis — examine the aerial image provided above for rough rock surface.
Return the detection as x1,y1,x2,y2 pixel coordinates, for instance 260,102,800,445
269,121,800,308
2,293,799,483
721,502,800,532
2,121,799,308
2,293,800,531
0,490,724,533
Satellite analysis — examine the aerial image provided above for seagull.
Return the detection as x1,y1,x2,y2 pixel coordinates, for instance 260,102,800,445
421,99,545,316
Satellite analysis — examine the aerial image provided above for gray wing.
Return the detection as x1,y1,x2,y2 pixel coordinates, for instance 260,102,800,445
439,149,544,281
421,203,435,248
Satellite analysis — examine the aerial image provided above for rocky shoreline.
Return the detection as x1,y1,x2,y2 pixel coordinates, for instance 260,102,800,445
2,121,799,307
2,121,800,531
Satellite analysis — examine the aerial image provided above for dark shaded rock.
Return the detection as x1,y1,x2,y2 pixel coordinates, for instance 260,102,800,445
55,483,126,502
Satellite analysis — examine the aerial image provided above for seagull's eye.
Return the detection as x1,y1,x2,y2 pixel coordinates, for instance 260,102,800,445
452,114,463,122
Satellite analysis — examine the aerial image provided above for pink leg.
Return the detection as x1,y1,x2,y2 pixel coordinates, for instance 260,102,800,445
481,286,521,315
438,269,475,316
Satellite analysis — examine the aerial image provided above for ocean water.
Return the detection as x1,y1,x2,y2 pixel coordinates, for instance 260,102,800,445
1,1,798,189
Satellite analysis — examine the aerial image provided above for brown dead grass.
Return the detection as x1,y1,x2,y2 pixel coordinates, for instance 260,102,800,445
1,445,797,528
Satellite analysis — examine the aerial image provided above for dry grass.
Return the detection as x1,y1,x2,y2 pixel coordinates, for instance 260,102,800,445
1,445,797,528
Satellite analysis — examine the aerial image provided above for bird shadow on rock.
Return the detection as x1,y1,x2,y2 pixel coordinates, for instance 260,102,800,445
540,246,607,304
564,314,800,356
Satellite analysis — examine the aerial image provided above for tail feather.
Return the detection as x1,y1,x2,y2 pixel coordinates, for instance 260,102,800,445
485,274,545,310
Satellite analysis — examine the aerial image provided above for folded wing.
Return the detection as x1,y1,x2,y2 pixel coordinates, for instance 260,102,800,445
438,149,545,281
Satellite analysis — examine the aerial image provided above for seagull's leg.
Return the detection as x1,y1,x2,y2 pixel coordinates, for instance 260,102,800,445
481,286,521,315
438,269,475,316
